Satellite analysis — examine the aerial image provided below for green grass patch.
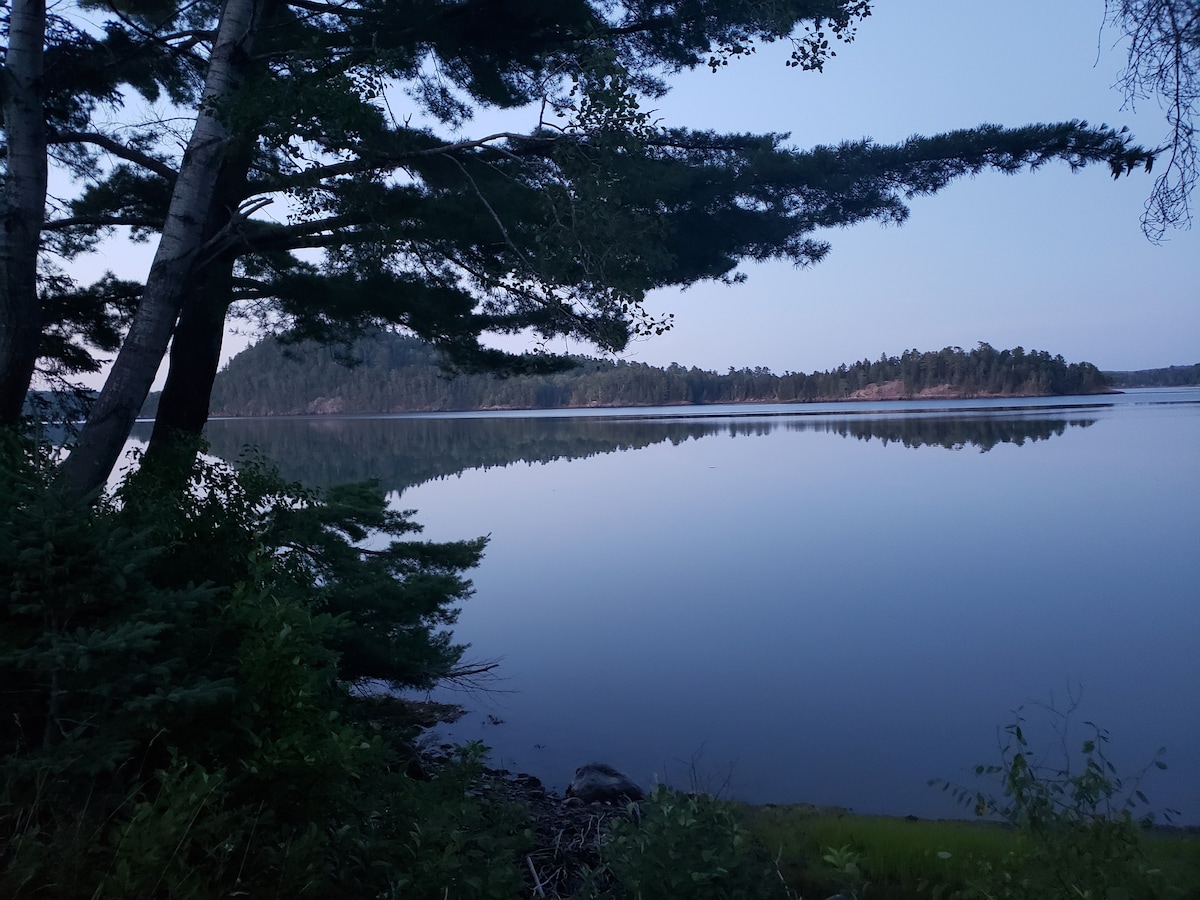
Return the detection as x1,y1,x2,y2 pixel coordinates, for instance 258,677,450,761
739,803,1200,899
1145,832,1200,897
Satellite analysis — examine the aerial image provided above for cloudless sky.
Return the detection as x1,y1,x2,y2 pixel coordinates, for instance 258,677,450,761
80,0,1198,382
549,0,1200,374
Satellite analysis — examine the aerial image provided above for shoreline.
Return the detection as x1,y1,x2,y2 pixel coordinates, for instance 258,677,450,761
474,758,1200,897
477,760,1200,836
203,386,1124,419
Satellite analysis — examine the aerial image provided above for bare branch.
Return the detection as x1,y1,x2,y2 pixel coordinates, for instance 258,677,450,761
1107,0,1199,239
196,197,276,265
285,0,363,14
448,154,535,272
50,131,178,181
43,215,163,231
259,131,558,191
160,27,218,48
240,214,370,251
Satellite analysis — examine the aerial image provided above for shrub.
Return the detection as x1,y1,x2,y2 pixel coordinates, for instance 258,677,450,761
927,705,1177,899
390,743,532,899
0,437,522,898
578,785,793,899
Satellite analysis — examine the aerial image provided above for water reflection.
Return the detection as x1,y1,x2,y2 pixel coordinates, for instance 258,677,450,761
166,412,1096,492
124,397,1197,823
790,415,1094,451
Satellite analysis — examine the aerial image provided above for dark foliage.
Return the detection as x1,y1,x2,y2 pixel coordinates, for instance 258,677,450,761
1105,363,1200,387
178,333,1113,416
0,435,528,898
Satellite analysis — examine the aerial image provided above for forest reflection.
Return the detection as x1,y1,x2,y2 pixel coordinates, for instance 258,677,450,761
127,412,1097,493
789,414,1094,451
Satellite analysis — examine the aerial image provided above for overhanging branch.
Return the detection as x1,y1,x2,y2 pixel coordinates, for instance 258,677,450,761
50,131,178,181
260,131,559,191
43,215,164,231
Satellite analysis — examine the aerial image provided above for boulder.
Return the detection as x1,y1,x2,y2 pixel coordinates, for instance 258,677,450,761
565,762,645,805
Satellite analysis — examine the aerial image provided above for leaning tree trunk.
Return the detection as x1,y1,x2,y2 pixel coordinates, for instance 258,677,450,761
144,128,256,467
126,267,234,495
137,258,240,493
0,0,48,425
55,0,267,500
146,269,235,450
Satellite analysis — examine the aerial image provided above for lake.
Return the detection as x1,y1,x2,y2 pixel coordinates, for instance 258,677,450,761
142,388,1200,823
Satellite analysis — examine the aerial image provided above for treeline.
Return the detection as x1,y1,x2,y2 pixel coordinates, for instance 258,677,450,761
157,334,1115,417
1104,364,1200,387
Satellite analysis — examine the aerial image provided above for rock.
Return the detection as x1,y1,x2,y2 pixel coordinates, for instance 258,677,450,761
565,762,645,805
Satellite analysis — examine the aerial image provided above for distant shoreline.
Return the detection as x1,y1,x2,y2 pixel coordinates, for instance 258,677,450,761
208,383,1124,418
841,379,1121,402
151,336,1183,419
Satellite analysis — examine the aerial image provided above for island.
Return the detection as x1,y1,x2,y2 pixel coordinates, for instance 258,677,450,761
143,334,1125,418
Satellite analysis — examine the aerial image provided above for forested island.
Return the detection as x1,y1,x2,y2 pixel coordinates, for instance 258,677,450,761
1106,363,1200,387
157,333,1118,417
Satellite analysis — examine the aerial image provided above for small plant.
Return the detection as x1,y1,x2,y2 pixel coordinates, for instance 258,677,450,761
391,743,531,900
578,784,793,899
926,698,1177,899
822,843,870,899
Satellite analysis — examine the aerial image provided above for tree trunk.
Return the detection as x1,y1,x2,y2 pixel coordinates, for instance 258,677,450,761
128,268,234,496
0,0,48,425
55,0,267,500
145,127,256,461
145,267,234,448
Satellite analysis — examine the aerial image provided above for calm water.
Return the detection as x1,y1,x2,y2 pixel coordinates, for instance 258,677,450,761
162,389,1200,822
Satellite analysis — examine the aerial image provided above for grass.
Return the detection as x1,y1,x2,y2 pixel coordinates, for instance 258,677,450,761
738,803,1200,899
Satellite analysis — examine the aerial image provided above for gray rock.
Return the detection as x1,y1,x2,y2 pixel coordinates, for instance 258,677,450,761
565,762,645,805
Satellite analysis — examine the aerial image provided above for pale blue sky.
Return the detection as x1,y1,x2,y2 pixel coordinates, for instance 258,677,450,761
81,0,1198,381
570,0,1199,373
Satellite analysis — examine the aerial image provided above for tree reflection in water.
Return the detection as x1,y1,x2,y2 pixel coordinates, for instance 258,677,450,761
128,411,1098,493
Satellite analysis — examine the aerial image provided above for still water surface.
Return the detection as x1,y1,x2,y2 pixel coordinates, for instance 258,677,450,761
166,389,1199,822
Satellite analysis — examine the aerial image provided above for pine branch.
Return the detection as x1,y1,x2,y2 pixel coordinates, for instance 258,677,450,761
50,131,178,181
259,132,558,191
43,215,164,231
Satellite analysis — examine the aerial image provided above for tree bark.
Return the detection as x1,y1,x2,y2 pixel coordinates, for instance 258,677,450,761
147,273,234,446
0,0,48,425
56,0,268,500
145,121,257,459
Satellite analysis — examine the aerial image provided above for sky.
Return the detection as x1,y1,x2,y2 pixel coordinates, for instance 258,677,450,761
79,0,1198,381
607,0,1200,374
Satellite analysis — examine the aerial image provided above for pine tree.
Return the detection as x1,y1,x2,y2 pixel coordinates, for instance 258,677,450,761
0,1,1158,498
1,433,503,896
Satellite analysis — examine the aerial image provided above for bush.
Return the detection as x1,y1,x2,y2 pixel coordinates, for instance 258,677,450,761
0,436,524,898
577,785,793,900
390,743,532,899
927,705,1177,899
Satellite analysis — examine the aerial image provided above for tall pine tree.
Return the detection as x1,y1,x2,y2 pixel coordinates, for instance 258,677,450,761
1,1,1157,497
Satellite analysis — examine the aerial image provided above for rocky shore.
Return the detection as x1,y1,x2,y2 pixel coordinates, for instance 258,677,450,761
474,765,639,898
473,763,1200,898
